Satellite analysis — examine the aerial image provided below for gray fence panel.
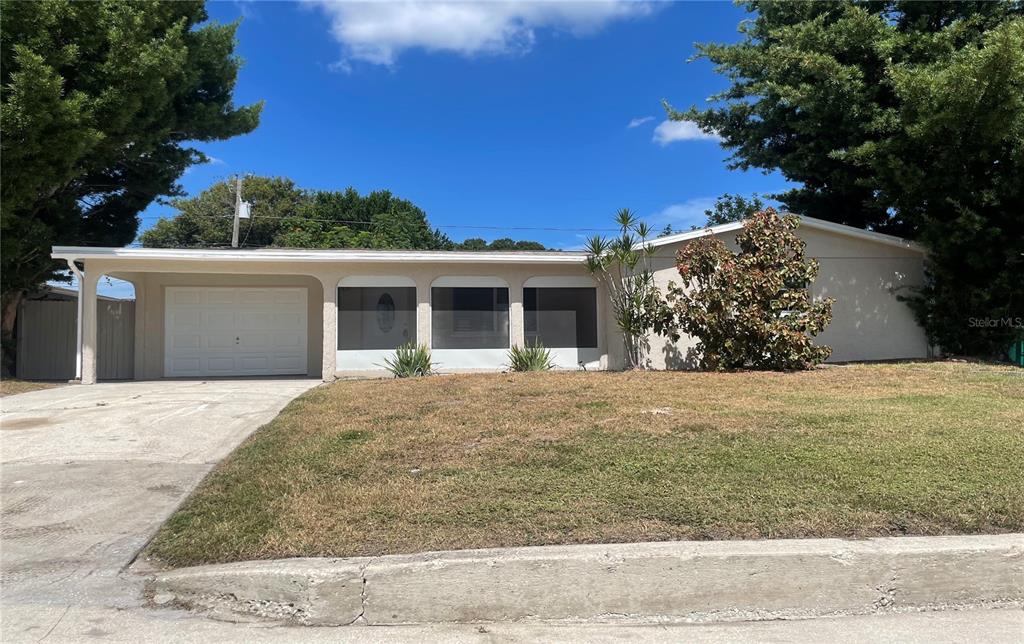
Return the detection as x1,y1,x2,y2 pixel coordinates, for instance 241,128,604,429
15,299,135,381
16,301,77,380
97,301,134,380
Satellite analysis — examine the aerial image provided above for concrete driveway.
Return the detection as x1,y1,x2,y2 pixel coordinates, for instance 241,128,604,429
0,379,318,625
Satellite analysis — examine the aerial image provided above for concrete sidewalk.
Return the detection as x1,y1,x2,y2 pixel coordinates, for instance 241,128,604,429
148,534,1024,626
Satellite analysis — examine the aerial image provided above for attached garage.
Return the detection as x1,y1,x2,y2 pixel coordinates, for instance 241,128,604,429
164,286,308,377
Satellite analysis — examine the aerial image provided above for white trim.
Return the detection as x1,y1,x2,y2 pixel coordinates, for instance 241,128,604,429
432,349,509,370
337,349,402,371
338,275,416,288
643,214,924,253
431,276,510,288
523,276,597,288
547,347,602,370
51,246,586,264
645,222,745,248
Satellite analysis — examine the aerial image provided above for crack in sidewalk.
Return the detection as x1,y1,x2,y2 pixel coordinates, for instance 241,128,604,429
346,556,378,626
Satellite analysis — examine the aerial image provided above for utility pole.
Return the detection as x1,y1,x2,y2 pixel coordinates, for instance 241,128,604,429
231,174,242,248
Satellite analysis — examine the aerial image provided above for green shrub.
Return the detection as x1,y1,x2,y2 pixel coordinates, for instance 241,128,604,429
383,343,433,378
507,340,555,372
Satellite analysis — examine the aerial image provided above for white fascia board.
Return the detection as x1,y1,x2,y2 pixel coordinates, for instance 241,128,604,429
51,246,588,264
641,215,924,253
338,275,417,288
431,276,509,288
642,222,745,249
523,276,597,288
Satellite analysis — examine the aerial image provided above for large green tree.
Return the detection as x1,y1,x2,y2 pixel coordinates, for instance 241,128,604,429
677,0,1024,357
277,187,451,250
142,176,551,251
140,177,453,250
1,0,260,366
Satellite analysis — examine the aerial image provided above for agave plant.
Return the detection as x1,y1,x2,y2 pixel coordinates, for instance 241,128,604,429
507,340,555,372
382,343,433,378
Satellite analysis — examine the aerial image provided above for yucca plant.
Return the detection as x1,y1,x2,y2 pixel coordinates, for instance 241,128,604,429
382,343,433,378
507,340,555,372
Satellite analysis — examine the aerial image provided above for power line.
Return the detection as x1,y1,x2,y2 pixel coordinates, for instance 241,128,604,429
137,213,919,244
137,212,625,232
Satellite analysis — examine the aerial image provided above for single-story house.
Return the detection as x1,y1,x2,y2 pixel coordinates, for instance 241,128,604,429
50,215,930,384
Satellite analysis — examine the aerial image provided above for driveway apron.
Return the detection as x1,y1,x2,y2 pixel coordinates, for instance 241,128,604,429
0,379,318,610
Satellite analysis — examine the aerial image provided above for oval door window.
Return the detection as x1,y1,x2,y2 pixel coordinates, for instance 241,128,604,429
376,292,396,332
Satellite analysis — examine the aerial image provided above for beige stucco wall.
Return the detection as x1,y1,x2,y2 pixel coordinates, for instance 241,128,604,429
82,229,927,381
636,226,930,370
89,258,610,380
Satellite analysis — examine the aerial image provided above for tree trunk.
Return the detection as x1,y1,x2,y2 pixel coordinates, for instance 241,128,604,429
623,333,639,370
1,290,24,377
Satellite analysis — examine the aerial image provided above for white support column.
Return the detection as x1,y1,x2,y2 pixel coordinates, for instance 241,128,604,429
415,276,431,348
66,260,84,381
510,276,525,348
80,270,99,385
132,276,146,381
321,277,338,382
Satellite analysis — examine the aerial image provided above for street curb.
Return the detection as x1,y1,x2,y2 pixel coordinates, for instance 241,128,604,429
145,534,1024,626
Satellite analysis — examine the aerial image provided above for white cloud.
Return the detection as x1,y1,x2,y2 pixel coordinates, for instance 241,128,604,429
627,116,654,128
327,59,353,74
233,0,261,21
648,197,718,229
312,1,654,68
652,119,720,145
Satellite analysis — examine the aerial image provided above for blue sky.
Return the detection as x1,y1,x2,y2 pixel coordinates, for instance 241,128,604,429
102,1,789,297
141,0,790,247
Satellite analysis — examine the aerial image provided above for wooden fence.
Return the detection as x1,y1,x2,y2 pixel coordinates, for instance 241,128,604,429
15,299,135,381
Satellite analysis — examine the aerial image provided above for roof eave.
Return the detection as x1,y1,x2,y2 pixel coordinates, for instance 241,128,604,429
641,215,924,253
50,246,589,265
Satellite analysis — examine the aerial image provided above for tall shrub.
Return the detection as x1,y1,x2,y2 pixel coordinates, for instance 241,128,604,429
670,209,834,370
585,209,677,369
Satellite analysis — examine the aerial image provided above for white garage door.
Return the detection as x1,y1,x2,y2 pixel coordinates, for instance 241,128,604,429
164,287,308,377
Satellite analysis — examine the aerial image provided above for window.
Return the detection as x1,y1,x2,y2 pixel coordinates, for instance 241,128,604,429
431,287,510,349
524,287,598,348
338,286,416,350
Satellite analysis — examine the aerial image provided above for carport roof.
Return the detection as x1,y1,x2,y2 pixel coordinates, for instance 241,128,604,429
51,246,589,264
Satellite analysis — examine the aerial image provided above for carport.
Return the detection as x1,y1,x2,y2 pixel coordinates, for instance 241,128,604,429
51,248,335,384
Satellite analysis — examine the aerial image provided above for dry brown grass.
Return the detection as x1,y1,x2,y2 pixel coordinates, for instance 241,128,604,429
148,361,1024,568
0,378,60,397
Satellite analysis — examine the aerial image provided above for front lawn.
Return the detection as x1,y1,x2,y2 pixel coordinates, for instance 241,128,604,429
148,362,1023,568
